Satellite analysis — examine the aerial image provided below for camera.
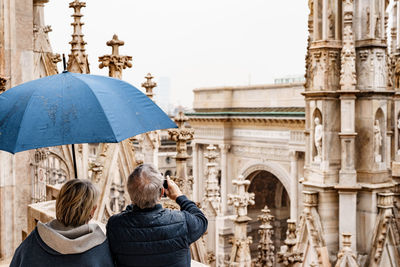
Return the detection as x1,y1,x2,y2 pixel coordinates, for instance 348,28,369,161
163,179,168,197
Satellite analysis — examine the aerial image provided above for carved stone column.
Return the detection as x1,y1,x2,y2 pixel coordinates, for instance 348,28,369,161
336,6,359,247
192,142,199,202
255,206,275,267
33,0,60,78
289,151,298,220
203,144,220,267
203,144,221,213
137,73,160,168
98,35,132,80
168,111,194,197
219,144,230,214
227,175,255,267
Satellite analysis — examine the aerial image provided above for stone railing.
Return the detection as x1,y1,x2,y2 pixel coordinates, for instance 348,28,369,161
290,130,305,144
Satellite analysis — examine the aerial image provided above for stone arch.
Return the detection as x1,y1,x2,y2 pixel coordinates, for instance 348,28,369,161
240,161,291,199
240,161,291,257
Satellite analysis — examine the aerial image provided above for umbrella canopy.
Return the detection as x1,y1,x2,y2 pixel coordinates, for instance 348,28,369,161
0,71,177,154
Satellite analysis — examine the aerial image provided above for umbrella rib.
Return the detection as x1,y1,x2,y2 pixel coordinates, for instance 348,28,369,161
70,74,120,142
12,89,40,153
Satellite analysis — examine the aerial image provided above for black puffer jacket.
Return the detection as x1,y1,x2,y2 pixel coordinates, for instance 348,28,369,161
106,195,208,267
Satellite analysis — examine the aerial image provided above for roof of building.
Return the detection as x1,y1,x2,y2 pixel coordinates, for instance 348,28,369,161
186,107,305,118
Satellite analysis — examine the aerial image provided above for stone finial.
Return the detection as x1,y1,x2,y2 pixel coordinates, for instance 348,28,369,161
228,175,255,219
284,219,297,247
277,219,303,266
107,34,124,56
168,111,194,158
174,111,188,129
0,76,8,93
98,34,132,79
67,0,90,73
203,144,221,214
334,233,359,267
141,73,157,100
255,206,275,267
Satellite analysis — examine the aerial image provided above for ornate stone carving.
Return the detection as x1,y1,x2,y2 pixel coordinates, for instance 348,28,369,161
168,111,194,196
376,51,387,87
203,144,221,215
340,0,357,91
98,34,132,79
142,73,157,100
227,175,254,267
334,233,359,267
31,148,69,202
394,57,400,89
67,0,90,74
287,191,330,266
357,49,371,88
0,76,8,93
311,51,326,90
328,51,340,90
33,0,60,77
255,206,275,267
368,193,400,266
305,0,313,90
277,220,302,266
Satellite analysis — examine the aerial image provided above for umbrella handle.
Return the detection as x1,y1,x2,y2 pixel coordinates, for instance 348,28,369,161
71,144,78,179
62,54,67,71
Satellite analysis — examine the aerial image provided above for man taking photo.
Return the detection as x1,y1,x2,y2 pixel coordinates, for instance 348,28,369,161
106,164,208,267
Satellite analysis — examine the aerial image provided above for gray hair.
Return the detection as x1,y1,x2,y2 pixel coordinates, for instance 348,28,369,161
127,164,163,209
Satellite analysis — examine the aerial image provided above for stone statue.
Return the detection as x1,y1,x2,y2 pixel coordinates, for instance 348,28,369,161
314,117,323,162
366,7,371,38
374,120,382,162
397,118,400,154
375,14,381,39
394,58,400,89
328,9,334,39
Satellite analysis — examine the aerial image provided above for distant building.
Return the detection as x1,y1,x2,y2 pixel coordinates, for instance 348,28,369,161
274,75,305,84
154,76,172,114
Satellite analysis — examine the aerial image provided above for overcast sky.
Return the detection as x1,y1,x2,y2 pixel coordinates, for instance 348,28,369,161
45,0,308,108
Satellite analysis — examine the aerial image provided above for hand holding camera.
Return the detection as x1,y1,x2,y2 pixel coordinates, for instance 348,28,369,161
164,178,183,201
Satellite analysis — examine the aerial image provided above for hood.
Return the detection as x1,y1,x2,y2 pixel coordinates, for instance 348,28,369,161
37,219,106,254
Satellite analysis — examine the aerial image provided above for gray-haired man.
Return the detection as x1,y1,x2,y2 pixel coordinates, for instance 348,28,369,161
106,164,208,267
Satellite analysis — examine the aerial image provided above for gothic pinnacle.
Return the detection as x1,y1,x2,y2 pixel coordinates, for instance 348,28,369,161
142,73,157,100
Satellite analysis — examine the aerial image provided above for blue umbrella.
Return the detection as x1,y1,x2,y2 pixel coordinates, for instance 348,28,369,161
0,71,177,155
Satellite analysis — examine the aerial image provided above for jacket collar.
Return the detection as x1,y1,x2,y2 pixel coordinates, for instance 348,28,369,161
126,203,163,213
